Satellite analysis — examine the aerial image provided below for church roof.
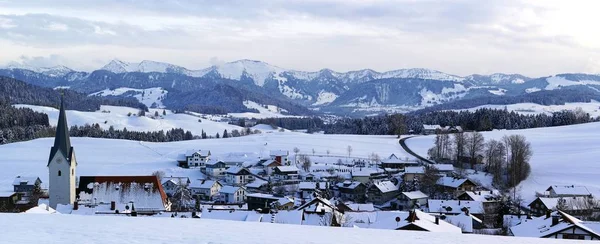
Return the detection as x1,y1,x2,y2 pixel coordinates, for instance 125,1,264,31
48,96,74,166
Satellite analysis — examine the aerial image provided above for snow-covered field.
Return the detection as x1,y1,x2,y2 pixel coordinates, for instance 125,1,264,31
404,122,600,202
89,87,168,108
14,104,243,136
454,101,600,118
0,132,406,192
228,100,299,119
0,213,574,244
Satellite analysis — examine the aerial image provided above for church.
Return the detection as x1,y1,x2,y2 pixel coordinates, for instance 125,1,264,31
47,97,171,214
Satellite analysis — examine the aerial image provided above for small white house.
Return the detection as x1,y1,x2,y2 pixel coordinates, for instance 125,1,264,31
178,150,211,168
269,150,289,165
204,160,228,178
219,186,247,203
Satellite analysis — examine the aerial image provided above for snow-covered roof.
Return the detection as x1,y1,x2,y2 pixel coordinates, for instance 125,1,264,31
12,176,40,186
510,211,600,238
275,166,299,173
388,154,399,159
404,166,425,174
363,210,462,233
247,193,279,200
427,200,484,214
161,176,190,185
547,185,592,196
423,124,442,130
200,209,251,221
444,213,477,233
372,181,398,193
219,186,244,194
189,180,220,189
336,181,363,190
226,167,251,175
77,176,168,211
269,150,288,156
205,159,226,166
402,191,428,200
433,164,454,172
298,197,336,213
185,150,210,157
436,177,472,188
245,179,268,189
299,182,327,190
461,191,499,202
530,196,591,211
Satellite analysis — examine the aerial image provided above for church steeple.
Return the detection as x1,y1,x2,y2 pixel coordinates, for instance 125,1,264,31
48,96,73,166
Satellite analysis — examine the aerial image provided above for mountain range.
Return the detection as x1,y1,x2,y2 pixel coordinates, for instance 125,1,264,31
2,59,600,116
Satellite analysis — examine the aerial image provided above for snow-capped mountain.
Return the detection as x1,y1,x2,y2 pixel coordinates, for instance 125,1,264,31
5,63,74,77
3,58,600,116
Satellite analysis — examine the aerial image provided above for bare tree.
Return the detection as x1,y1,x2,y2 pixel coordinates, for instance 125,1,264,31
299,154,312,172
293,147,300,165
347,145,353,158
420,165,441,195
453,132,467,165
171,180,193,211
312,148,316,155
465,132,485,169
326,149,331,156
152,170,166,182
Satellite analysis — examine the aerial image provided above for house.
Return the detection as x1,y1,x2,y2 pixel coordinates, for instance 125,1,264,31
189,180,222,200
218,186,247,204
246,193,280,211
457,190,501,225
380,155,419,170
427,199,485,221
351,168,381,184
510,211,600,240
422,124,442,135
76,175,171,214
225,167,254,186
245,180,269,192
432,164,454,176
12,176,42,195
398,191,429,210
367,181,399,205
257,159,281,175
0,191,24,212
344,210,462,233
436,177,477,194
272,166,300,181
528,196,594,217
161,176,190,197
178,150,211,168
204,160,228,178
298,197,344,226
335,181,366,202
545,185,592,198
443,212,484,233
446,126,463,133
302,173,315,181
403,166,425,182
298,182,328,199
270,150,289,165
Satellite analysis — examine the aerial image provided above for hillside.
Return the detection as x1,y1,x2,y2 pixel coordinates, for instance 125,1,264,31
403,121,600,202
0,213,573,244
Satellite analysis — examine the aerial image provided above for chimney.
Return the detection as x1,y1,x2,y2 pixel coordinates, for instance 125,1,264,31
110,201,116,210
435,216,440,225
73,201,79,210
551,215,560,226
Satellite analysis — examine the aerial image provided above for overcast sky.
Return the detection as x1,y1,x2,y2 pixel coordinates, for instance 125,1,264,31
1,0,599,77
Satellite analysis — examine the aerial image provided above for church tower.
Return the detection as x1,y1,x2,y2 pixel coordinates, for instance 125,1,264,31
48,96,77,209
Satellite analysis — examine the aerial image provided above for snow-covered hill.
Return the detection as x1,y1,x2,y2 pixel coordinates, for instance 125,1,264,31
228,101,299,119
403,121,600,202
14,104,243,137
89,87,168,108
453,101,600,117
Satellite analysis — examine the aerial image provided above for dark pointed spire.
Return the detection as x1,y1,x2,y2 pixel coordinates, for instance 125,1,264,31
48,95,73,166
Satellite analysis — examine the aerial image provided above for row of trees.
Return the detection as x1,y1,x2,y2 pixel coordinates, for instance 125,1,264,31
428,131,532,190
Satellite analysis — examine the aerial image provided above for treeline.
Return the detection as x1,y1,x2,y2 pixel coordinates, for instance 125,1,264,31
0,100,53,144
0,76,147,111
323,108,597,135
70,124,195,142
255,117,325,131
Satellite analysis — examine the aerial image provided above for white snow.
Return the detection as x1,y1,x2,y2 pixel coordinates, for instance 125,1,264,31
0,213,576,244
100,60,184,74
5,63,74,77
488,88,507,96
403,121,600,203
453,101,600,118
13,104,243,137
545,76,600,90
525,87,541,93
89,87,168,108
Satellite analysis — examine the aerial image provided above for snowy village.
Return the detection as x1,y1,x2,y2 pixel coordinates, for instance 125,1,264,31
1,98,599,242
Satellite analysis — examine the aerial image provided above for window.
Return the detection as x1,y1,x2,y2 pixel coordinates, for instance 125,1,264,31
563,234,585,240
58,170,62,176
72,169,74,175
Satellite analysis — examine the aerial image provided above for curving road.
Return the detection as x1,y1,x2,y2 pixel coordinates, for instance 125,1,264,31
399,136,435,164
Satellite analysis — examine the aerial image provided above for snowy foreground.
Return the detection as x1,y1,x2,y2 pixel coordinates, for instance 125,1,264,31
0,132,407,192
404,121,600,202
0,213,580,244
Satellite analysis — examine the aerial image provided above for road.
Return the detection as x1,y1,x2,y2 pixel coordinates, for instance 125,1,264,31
398,136,435,164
